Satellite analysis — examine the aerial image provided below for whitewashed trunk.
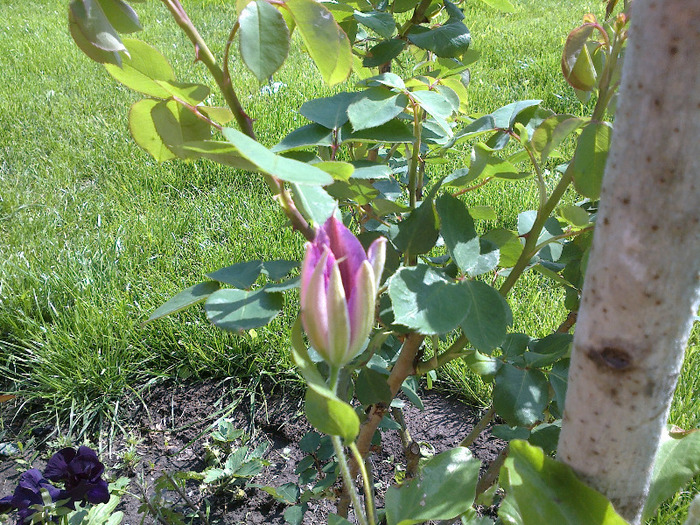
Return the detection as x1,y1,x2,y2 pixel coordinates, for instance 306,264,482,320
557,1,700,523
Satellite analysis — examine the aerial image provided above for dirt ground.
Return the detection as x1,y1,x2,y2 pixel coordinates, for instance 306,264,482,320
0,381,504,524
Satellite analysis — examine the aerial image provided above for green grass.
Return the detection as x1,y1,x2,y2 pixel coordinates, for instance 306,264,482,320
0,0,697,521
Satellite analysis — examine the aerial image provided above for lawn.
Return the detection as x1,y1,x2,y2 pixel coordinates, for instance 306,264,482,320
0,0,697,522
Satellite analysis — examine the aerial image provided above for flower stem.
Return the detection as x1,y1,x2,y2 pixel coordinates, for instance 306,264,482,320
332,436,369,525
350,442,377,525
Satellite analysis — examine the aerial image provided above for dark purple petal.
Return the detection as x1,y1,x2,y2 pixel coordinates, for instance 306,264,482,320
44,448,76,482
84,479,109,505
0,494,12,511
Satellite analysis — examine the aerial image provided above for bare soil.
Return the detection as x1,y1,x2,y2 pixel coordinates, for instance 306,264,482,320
0,381,504,524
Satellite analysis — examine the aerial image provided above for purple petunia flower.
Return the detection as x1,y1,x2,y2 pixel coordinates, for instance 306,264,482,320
300,216,386,367
0,468,61,524
44,446,109,508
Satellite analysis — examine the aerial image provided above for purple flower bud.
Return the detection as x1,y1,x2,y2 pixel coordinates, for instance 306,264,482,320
44,446,109,508
300,216,386,367
0,469,60,524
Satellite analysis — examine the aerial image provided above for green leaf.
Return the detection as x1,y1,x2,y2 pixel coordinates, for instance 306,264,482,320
500,440,628,525
355,367,392,405
490,100,542,130
151,100,211,154
549,358,569,412
284,0,352,85
388,265,471,335
178,140,257,170
363,39,405,67
97,0,141,33
407,21,471,58
205,288,284,332
559,204,591,227
222,128,333,185
326,179,378,205
462,349,501,382
305,385,359,443
571,122,612,199
328,515,353,525
70,0,126,53
104,39,175,98
468,143,521,180
493,364,549,426
643,427,700,520
128,99,176,161
341,119,415,143
482,228,522,268
528,421,561,455
362,72,405,90
353,10,396,39
283,505,305,525
478,0,515,12
411,90,454,133
147,281,220,322
436,194,480,274
385,448,480,525
392,0,421,13
207,260,296,287
239,0,290,82
530,115,585,161
273,124,334,152
69,6,122,65
292,184,338,226
460,281,511,353
347,88,409,131
300,92,356,130
391,193,439,258
523,333,572,368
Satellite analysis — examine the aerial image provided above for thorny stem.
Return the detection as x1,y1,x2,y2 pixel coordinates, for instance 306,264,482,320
350,442,377,525
172,96,223,131
348,333,425,482
531,224,594,254
415,333,468,375
161,0,253,138
408,104,423,210
499,169,574,296
452,176,494,196
160,0,315,241
459,406,496,448
475,447,508,499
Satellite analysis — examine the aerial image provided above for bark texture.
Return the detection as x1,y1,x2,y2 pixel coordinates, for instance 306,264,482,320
557,1,700,523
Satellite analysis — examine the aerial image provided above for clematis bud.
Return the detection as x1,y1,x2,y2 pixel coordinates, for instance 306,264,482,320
300,216,386,367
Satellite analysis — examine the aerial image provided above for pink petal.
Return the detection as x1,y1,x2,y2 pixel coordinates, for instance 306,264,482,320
367,237,387,285
300,250,330,356
325,261,351,366
323,216,367,297
347,261,376,362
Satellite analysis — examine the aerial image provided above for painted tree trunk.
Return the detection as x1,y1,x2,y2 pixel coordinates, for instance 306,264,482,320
557,1,700,523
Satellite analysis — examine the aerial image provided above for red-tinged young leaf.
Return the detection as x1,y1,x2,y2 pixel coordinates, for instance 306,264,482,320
239,0,290,83
562,24,597,91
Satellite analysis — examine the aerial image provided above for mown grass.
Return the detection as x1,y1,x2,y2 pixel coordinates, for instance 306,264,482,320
0,0,697,521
